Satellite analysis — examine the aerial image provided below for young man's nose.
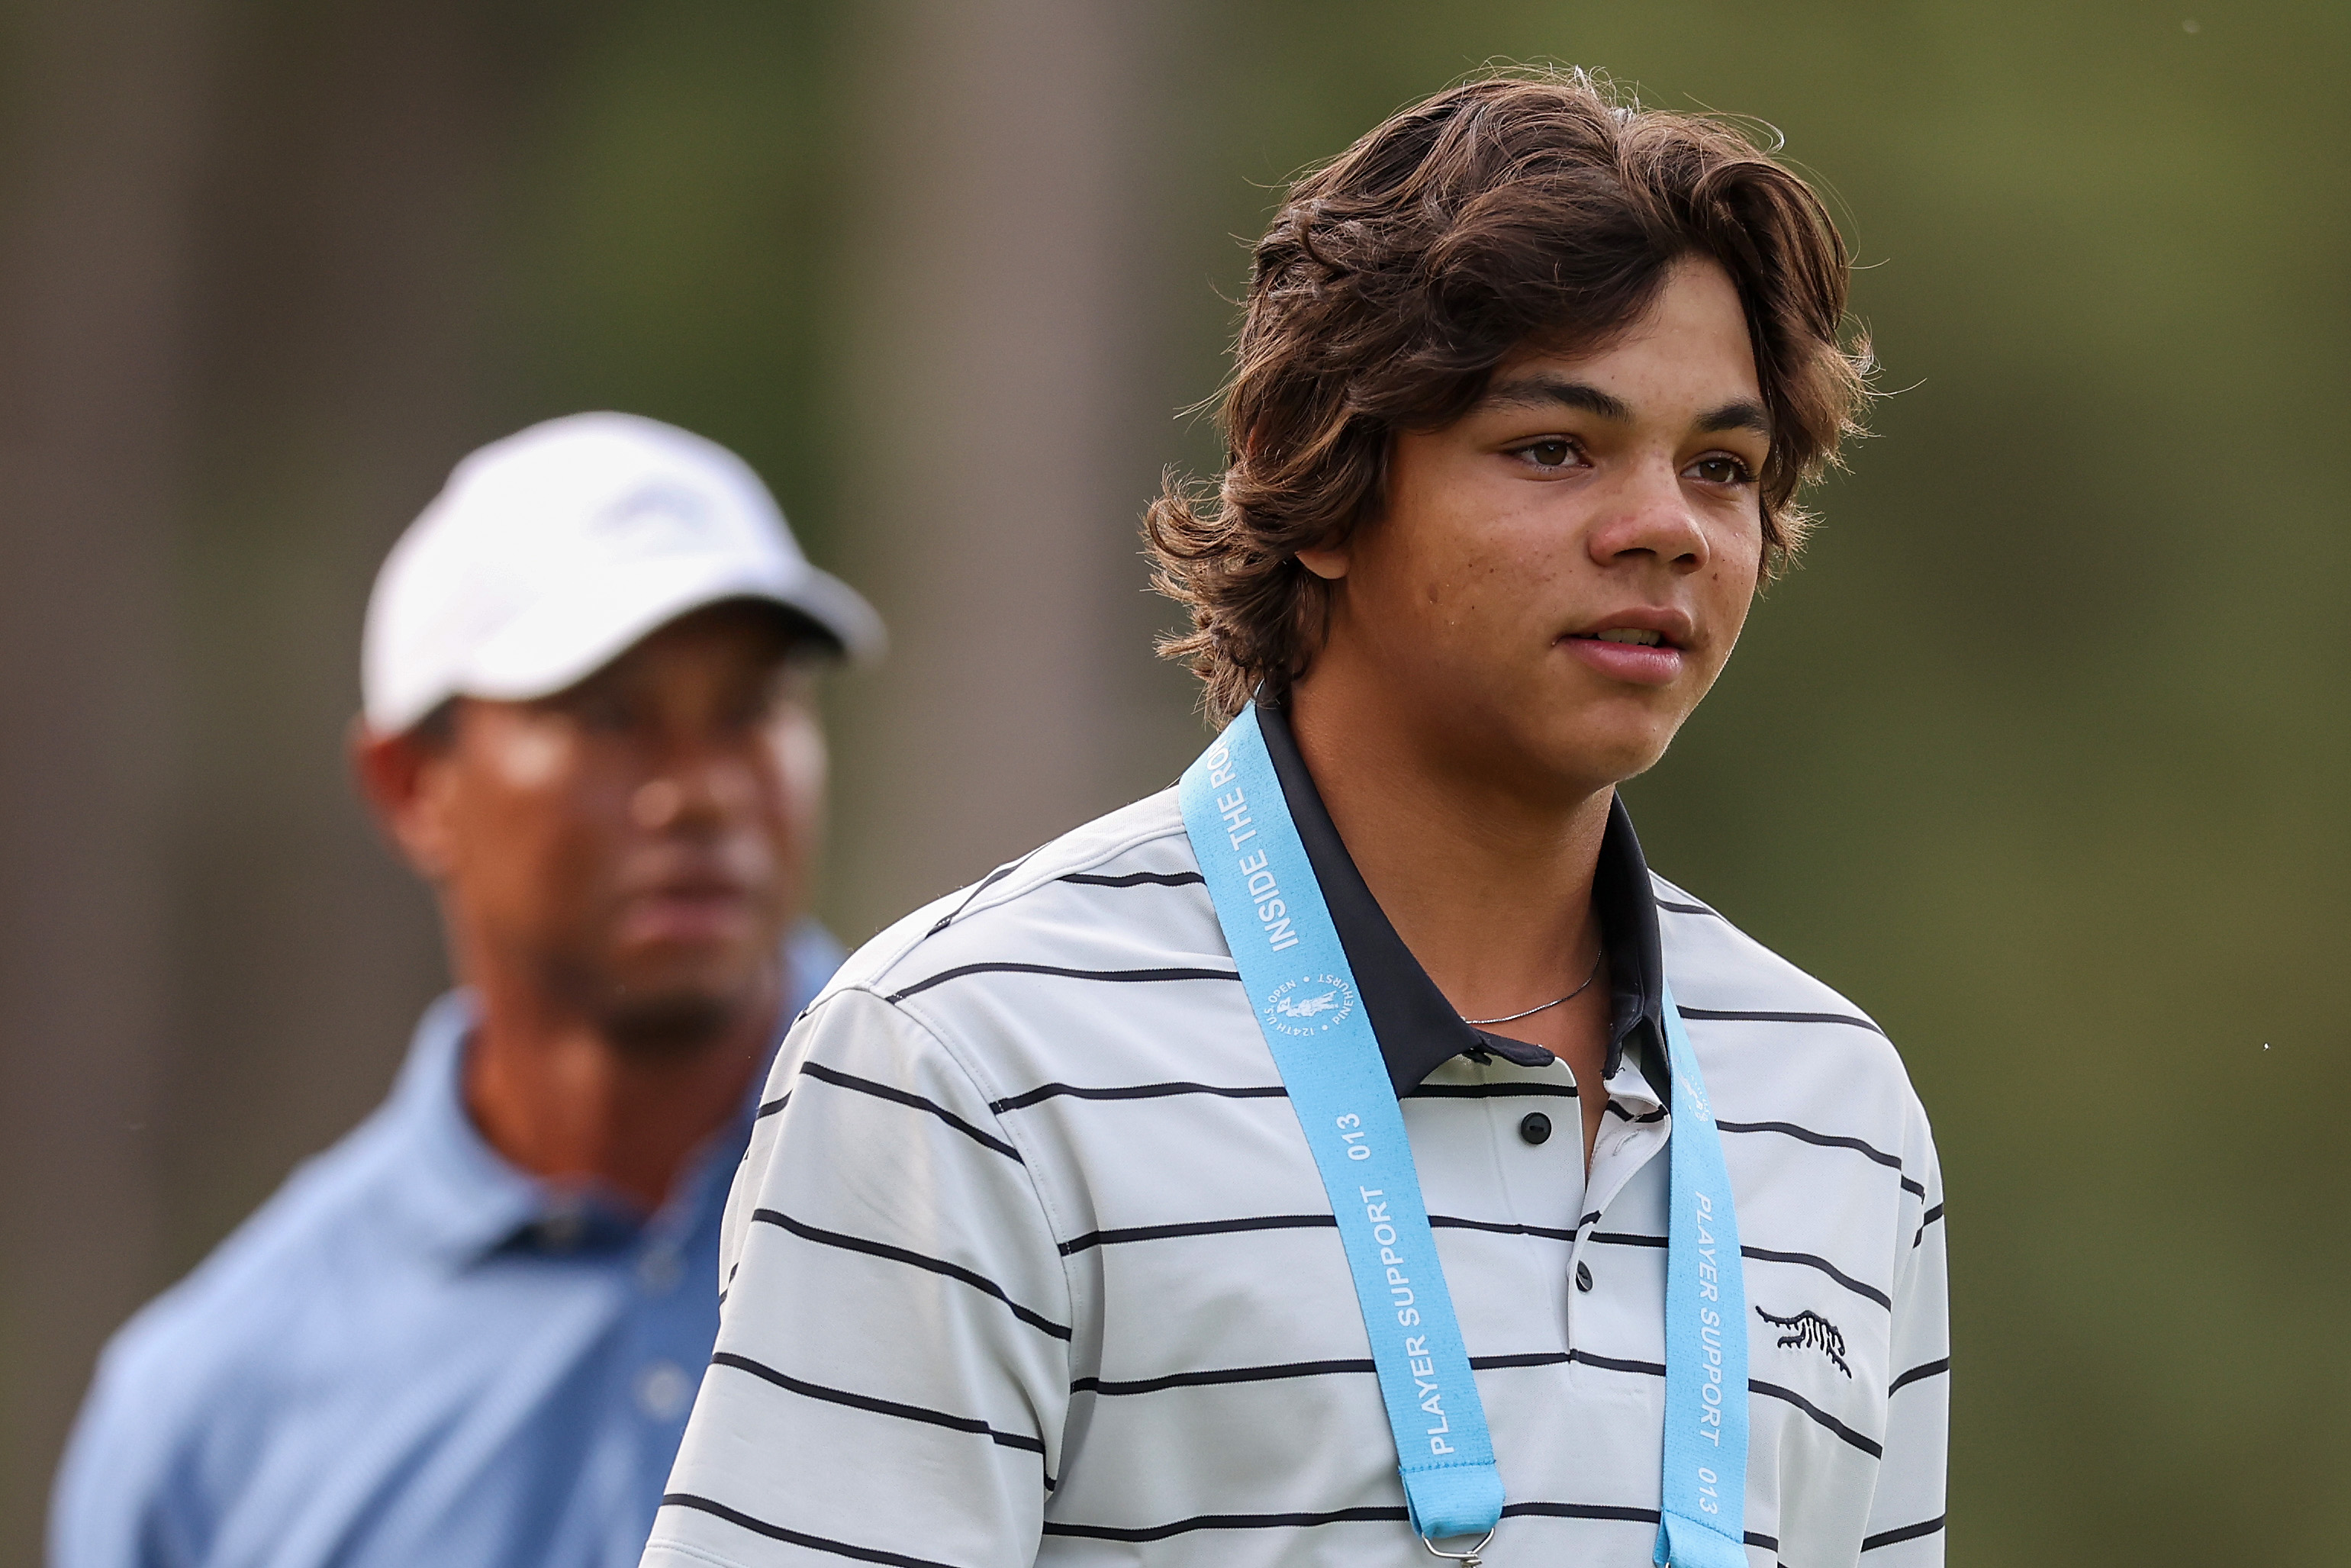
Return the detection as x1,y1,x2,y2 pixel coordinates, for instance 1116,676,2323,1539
1585,460,1711,571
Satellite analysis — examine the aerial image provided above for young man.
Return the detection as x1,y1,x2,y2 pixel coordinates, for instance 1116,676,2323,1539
52,414,883,1568
646,73,1946,1568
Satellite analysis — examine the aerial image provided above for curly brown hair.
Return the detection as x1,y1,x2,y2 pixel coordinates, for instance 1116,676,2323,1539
1146,69,1871,720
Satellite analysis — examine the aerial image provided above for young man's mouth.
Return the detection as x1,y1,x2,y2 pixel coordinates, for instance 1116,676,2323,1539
1560,623,1687,684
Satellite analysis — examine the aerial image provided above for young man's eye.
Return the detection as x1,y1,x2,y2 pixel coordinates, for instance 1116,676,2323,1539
1683,454,1755,485
1512,438,1583,471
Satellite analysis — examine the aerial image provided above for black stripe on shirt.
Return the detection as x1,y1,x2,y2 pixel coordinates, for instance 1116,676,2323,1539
1743,1246,1894,1309
1504,1501,1658,1525
1429,1215,1579,1243
1069,1340,1880,1461
709,1352,1046,1457
1470,1351,1573,1371
1679,1005,1886,1038
660,1494,963,1568
1654,898,1721,917
992,1080,1286,1113
1523,1351,1887,1457
1062,1209,1590,1254
1058,869,1207,888
1589,1230,1667,1248
884,962,1239,1004
1861,1514,1947,1551
1074,1357,1375,1397
1587,1231,1889,1309
1404,1080,1579,1100
1605,1100,1668,1123
755,1092,790,1119
1750,1378,1884,1457
1476,1347,1886,1460
1076,1347,1626,1398
1716,1117,1903,1170
799,1062,1022,1161
1888,1356,1950,1396
1042,1506,1408,1542
1060,1213,1335,1255
923,853,1037,937
751,1209,1071,1341
1044,1499,1726,1544
1914,1200,1947,1248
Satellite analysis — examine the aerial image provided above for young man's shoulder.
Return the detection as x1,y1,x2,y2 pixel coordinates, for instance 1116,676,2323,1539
1649,869,1934,1155
1649,871,1882,1015
812,787,1214,1007
788,787,1246,1089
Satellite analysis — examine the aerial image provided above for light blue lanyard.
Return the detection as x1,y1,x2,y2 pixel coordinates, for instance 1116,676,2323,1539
1654,974,1751,1568
1177,707,1749,1566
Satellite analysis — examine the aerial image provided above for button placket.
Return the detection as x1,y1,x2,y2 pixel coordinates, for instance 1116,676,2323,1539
1565,1093,1667,1354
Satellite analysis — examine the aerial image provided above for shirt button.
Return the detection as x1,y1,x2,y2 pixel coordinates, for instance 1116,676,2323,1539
636,1360,694,1422
1518,1112,1552,1145
1575,1261,1594,1293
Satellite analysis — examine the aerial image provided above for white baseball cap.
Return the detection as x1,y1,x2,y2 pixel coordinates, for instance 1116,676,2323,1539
362,412,883,734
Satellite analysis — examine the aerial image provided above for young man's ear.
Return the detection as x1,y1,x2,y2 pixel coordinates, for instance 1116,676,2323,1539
1293,542,1351,581
349,713,460,882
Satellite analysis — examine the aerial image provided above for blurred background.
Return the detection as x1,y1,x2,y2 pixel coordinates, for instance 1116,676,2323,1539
0,0,2342,1560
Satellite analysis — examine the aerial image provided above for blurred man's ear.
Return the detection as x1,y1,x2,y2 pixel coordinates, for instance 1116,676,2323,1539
349,710,461,882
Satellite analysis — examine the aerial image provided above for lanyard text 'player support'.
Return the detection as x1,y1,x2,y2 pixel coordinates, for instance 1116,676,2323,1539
1177,706,1750,1567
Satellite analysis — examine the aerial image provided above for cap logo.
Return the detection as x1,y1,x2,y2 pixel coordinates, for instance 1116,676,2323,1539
591,480,724,557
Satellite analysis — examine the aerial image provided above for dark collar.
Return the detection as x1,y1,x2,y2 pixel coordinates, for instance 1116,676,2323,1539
1254,701,1667,1097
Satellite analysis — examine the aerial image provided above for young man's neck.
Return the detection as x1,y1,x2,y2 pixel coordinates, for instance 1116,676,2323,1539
1287,664,1618,1148
459,960,780,1214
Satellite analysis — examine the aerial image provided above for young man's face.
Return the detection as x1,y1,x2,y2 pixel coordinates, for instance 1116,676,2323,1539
1299,256,1770,799
378,602,826,1052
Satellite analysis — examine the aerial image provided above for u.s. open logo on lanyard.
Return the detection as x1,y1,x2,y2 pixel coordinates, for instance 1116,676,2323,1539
1261,974,1359,1037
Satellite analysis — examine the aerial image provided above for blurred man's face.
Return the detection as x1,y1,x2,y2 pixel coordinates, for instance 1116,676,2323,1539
1296,256,1769,800
393,603,825,1053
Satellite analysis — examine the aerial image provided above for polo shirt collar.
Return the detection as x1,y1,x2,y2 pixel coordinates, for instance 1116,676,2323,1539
378,990,557,1265
1253,701,1667,1097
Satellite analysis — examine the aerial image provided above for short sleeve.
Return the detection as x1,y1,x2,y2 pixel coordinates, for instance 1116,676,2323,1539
646,987,1072,1568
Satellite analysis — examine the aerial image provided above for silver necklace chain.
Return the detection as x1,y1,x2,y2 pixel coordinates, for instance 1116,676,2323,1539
1460,947,1605,1028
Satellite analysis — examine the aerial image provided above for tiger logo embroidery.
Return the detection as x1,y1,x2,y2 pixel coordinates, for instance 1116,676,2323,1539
1755,1306,1851,1377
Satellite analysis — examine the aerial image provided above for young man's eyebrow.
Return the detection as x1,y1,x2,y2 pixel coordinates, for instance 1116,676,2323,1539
1480,378,1772,443
1479,375,1632,421
1696,400,1772,438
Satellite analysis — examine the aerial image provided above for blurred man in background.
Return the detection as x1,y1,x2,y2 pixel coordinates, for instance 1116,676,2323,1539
50,413,883,1568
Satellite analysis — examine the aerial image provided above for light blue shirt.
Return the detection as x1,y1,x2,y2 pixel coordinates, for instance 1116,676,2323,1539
50,925,842,1568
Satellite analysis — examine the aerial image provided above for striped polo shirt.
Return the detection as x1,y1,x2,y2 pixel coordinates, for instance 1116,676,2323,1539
646,709,1948,1568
